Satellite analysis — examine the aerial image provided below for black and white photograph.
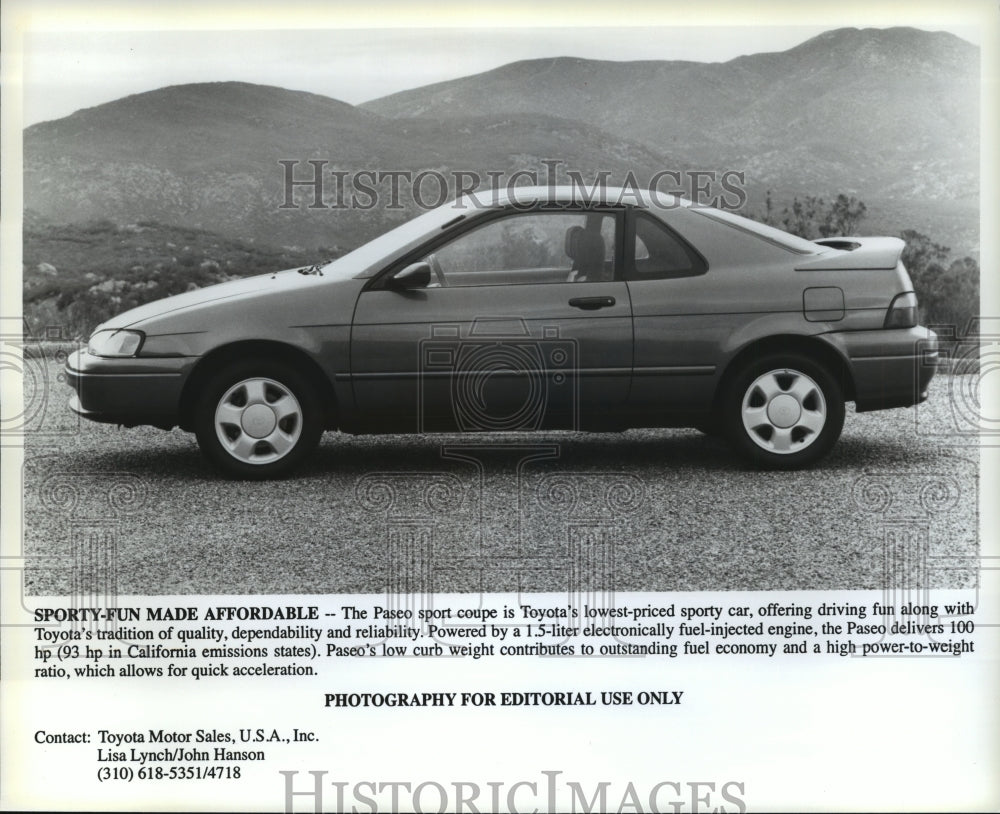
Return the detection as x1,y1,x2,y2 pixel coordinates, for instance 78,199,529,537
2,1,997,811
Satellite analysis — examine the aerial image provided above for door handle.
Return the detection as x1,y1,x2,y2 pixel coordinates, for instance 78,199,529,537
568,296,616,310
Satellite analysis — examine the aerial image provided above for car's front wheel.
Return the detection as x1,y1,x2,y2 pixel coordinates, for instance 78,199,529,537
723,353,844,469
194,360,322,479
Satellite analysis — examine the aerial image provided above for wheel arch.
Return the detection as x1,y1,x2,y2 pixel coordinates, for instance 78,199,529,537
712,334,856,413
178,340,338,431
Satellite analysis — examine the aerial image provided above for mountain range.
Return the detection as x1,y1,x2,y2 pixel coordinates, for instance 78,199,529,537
23,26,980,256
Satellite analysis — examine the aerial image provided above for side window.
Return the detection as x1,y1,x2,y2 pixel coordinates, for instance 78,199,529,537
422,211,617,287
630,213,707,279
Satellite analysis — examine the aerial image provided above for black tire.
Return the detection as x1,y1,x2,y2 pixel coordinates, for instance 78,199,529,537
694,413,722,436
193,358,323,479
722,352,845,470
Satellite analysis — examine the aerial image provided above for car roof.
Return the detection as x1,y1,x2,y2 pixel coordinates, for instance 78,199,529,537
461,185,691,210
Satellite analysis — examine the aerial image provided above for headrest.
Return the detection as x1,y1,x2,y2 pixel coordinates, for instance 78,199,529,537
565,226,604,262
565,226,584,259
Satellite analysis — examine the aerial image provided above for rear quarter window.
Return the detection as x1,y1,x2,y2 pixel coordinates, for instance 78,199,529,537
629,212,708,280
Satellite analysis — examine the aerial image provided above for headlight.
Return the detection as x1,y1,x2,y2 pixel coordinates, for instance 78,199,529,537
87,329,145,357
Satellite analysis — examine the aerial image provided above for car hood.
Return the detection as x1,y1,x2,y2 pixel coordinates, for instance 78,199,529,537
99,266,327,330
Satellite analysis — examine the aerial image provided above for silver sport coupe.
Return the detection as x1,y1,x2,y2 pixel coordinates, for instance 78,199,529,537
66,186,939,478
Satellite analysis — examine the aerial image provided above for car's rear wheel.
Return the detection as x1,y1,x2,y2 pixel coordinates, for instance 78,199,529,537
194,359,322,479
723,353,844,469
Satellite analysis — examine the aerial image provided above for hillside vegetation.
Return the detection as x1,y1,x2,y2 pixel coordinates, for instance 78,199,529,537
23,218,325,338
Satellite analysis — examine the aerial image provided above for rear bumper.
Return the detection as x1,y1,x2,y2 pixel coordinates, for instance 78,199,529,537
65,350,191,429
834,326,939,411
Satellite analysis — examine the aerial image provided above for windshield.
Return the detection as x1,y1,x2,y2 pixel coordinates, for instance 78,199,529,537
320,201,471,279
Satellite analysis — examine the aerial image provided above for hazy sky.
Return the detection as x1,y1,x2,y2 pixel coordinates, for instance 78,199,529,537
21,24,981,126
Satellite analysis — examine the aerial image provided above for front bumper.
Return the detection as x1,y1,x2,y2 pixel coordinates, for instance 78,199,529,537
65,349,192,429
834,326,940,412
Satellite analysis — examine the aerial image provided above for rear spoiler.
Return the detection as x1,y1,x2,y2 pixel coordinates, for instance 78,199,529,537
795,237,905,271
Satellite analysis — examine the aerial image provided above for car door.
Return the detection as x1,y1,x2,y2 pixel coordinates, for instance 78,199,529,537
350,207,632,432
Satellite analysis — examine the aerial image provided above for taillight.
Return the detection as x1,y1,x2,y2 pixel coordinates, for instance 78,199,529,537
884,291,918,329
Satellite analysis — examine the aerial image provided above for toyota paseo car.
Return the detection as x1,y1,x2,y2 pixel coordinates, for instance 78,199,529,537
66,186,938,477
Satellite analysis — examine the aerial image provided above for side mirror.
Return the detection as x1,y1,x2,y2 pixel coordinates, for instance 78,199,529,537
387,262,431,290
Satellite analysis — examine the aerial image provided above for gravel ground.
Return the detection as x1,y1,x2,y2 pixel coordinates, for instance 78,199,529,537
19,359,979,595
